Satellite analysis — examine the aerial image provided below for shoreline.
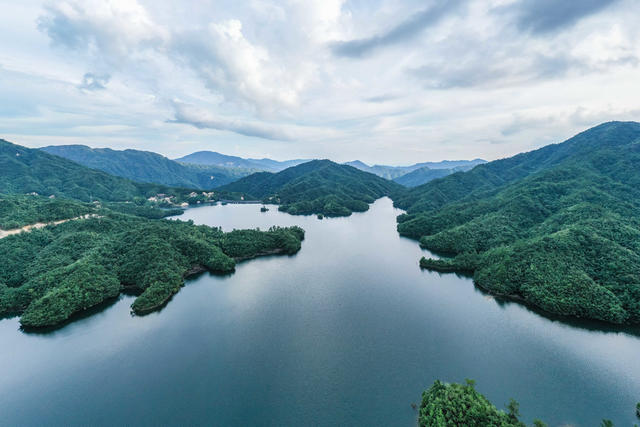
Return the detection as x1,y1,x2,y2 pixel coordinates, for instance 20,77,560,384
131,247,295,315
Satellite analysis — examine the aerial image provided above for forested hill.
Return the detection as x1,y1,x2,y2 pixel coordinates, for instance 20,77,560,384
394,122,640,213
220,159,404,217
394,121,640,324
0,139,188,202
40,145,251,189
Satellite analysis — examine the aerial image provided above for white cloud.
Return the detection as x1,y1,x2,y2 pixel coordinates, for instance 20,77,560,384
38,0,167,65
171,19,301,112
0,0,638,164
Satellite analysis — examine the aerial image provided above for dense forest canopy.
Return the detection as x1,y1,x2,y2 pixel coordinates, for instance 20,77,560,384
394,121,640,324
41,145,253,189
0,206,304,328
220,159,404,217
0,195,95,229
419,380,531,427
418,380,632,426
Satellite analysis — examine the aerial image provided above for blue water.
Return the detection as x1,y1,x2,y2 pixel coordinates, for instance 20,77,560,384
0,198,638,426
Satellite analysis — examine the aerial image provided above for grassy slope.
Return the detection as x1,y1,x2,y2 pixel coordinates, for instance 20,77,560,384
394,122,640,324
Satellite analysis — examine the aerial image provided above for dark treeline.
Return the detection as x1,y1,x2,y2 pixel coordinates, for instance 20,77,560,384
394,122,640,324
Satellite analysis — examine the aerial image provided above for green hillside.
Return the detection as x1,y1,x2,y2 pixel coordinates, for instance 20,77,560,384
419,380,529,427
0,195,94,230
0,139,187,201
40,145,251,189
175,150,309,172
394,122,640,324
220,159,403,217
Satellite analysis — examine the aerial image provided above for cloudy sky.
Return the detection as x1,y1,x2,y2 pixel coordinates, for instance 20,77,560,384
0,0,639,164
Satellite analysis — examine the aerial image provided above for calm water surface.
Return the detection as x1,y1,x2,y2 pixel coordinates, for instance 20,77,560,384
1,198,639,426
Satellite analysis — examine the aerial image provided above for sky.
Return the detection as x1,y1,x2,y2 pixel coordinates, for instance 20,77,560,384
0,0,639,165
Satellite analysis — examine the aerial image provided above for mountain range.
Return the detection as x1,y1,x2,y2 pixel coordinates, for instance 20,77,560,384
38,145,486,189
40,145,252,189
345,158,486,182
174,150,310,172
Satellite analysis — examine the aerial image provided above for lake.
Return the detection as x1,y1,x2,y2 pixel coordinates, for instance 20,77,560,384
0,197,638,426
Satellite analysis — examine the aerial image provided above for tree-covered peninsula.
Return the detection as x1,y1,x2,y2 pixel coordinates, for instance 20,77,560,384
0,141,305,328
0,204,304,328
394,122,640,324
219,159,404,217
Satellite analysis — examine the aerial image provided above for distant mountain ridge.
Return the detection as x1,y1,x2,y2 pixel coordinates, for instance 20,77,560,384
344,158,487,184
393,167,453,187
175,150,311,172
40,145,251,189
175,150,485,186
219,159,403,217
